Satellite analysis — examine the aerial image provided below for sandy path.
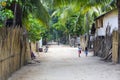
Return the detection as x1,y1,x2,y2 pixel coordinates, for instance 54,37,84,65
8,45,120,80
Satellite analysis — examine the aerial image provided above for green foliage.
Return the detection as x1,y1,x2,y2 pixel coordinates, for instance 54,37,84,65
40,0,116,42
24,14,48,42
0,0,116,42
0,1,13,27
19,0,50,42
8,0,18,3
20,0,50,27
0,9,13,23
0,0,50,42
49,0,116,40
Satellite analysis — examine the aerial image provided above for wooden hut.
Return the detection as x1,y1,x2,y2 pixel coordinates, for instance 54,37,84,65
94,9,119,63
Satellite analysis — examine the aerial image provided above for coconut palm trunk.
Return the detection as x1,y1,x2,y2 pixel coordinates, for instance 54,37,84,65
117,0,120,63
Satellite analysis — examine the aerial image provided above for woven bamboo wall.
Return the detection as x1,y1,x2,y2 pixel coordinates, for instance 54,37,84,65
112,30,118,63
0,27,31,80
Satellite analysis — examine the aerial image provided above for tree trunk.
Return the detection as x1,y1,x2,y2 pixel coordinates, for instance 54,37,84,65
86,12,90,48
6,1,22,27
13,3,17,27
117,0,120,63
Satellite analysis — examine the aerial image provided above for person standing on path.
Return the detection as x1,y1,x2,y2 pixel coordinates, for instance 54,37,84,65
78,44,82,57
85,47,88,56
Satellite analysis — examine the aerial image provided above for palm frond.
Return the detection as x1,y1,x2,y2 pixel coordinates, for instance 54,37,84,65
21,0,50,27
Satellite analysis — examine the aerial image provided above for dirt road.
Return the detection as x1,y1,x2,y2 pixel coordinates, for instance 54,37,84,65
8,45,120,80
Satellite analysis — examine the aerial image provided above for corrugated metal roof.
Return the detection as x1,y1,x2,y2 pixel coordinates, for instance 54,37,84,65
94,8,118,20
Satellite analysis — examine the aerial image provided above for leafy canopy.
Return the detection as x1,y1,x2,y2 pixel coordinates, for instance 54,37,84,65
0,0,50,42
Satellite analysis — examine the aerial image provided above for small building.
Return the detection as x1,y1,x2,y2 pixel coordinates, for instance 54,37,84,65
95,9,118,36
94,9,119,63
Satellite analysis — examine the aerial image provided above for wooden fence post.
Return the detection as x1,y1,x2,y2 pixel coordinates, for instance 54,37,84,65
112,30,119,63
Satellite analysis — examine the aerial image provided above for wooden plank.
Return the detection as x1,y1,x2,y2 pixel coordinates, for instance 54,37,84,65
112,31,119,63
0,62,2,80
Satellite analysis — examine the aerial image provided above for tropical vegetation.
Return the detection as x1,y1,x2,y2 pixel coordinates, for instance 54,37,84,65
0,0,117,43
0,0,50,42
40,0,116,43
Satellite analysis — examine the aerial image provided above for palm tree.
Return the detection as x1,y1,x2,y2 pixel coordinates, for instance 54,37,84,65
6,0,50,27
51,0,115,35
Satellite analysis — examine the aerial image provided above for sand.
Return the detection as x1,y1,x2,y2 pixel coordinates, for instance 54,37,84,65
8,45,120,80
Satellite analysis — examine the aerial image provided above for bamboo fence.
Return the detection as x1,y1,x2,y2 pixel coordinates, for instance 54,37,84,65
93,30,119,63
0,27,31,80
112,30,119,63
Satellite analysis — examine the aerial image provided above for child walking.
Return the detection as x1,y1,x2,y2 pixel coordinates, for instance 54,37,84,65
85,47,88,56
78,44,82,57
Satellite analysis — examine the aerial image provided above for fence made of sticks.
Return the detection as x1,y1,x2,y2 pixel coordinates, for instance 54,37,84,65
0,27,31,80
112,30,119,63
93,30,119,63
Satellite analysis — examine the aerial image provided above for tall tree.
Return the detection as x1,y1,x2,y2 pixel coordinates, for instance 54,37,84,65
40,0,116,43
4,0,50,27
20,0,50,27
